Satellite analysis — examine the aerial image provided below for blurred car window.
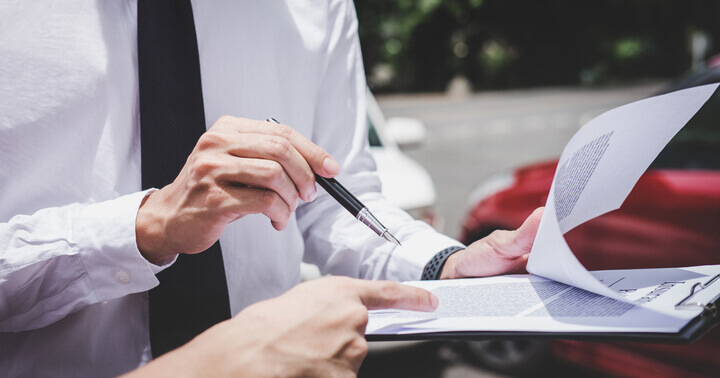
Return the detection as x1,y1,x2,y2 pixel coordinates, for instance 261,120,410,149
651,87,720,171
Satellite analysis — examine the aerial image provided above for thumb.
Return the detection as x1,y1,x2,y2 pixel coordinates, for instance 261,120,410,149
485,207,544,259
510,207,544,254
355,280,438,312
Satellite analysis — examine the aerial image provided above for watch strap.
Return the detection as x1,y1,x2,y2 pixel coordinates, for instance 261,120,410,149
421,246,465,280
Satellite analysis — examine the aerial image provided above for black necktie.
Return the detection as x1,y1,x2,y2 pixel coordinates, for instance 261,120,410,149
137,0,232,357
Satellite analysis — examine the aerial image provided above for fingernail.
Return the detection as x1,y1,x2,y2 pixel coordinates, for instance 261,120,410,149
307,186,317,202
430,293,439,310
322,157,340,176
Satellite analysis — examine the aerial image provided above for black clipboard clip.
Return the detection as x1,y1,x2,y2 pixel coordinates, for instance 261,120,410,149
675,274,720,316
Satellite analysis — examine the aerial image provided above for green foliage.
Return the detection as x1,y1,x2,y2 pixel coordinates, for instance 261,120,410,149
614,39,645,61
355,0,720,92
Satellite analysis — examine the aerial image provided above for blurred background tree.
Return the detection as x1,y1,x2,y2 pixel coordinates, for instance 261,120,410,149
356,0,720,93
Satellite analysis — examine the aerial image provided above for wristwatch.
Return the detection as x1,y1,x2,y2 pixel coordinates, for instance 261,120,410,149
421,246,465,280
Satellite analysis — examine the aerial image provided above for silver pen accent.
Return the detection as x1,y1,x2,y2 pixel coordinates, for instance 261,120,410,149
266,117,401,247
356,208,402,246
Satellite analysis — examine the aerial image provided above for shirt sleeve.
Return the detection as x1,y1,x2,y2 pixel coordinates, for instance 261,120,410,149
295,0,464,282
0,190,173,332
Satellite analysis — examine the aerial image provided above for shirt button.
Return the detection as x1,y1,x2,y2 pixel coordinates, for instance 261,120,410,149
115,270,131,284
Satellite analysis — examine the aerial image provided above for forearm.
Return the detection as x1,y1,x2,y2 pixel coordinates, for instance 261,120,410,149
0,191,167,331
299,188,463,282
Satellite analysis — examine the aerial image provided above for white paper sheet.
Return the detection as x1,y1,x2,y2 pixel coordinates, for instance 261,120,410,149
367,84,720,335
527,83,719,317
366,266,720,335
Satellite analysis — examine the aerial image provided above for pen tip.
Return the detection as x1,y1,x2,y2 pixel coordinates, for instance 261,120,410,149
384,232,402,247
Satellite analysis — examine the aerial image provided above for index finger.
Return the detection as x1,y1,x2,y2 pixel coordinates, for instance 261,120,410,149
355,280,438,312
263,119,340,178
219,117,340,178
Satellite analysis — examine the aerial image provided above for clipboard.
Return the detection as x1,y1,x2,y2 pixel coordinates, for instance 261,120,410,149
367,274,720,344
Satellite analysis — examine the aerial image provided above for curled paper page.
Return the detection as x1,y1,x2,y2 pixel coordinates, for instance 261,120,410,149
366,84,720,336
527,83,720,317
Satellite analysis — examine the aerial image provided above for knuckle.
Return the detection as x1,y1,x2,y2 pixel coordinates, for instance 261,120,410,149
488,229,503,239
260,160,283,183
331,276,355,290
267,137,292,160
261,190,281,208
272,123,294,141
486,230,511,256
379,282,401,304
196,131,225,150
189,154,220,179
262,192,290,221
342,336,369,372
350,305,369,326
216,115,235,126
205,185,229,208
296,166,315,189
347,337,369,360
354,337,369,356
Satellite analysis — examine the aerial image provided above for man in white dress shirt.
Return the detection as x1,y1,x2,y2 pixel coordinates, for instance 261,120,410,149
0,0,542,376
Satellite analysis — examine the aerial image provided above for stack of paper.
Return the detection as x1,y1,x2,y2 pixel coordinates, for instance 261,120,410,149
367,83,720,338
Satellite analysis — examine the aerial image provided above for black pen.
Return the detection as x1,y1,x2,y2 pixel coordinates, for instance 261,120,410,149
267,118,401,246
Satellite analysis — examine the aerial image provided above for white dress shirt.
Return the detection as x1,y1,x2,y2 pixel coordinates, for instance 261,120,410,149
0,0,462,376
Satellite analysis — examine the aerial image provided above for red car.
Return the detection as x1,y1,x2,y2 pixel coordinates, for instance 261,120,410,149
458,64,720,376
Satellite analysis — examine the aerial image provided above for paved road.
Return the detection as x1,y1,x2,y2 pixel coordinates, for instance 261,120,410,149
377,82,665,239
361,83,664,378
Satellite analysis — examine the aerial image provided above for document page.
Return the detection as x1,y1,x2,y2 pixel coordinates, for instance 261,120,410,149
367,84,720,337
366,266,720,335
527,83,719,316
367,273,690,335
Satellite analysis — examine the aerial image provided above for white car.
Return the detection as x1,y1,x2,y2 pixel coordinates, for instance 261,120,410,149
300,89,440,277
365,89,440,228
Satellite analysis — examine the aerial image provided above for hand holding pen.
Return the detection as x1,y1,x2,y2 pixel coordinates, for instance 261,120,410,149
267,118,401,246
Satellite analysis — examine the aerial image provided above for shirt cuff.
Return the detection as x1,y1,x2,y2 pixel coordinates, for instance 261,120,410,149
138,189,177,274
148,254,177,274
385,229,465,282
74,190,171,301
